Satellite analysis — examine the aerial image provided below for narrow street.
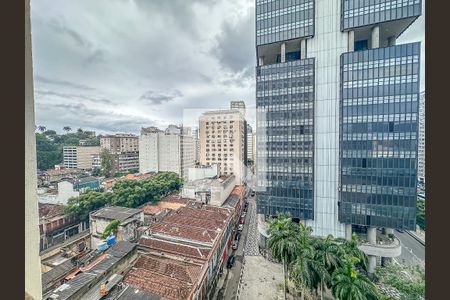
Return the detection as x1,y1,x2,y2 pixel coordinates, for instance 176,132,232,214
394,230,425,267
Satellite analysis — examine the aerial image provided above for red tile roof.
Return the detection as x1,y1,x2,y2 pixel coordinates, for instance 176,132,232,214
139,237,210,261
231,185,245,197
124,254,204,300
38,203,65,219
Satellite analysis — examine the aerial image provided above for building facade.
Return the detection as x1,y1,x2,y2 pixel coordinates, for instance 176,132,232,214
139,126,196,179
230,100,246,117
63,146,101,169
418,91,425,185
247,124,255,163
199,108,246,184
100,134,139,172
255,0,421,237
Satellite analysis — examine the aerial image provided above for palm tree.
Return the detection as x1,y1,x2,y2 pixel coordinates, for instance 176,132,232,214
331,257,380,300
342,233,368,271
314,235,345,299
63,126,72,133
37,125,46,132
268,213,301,299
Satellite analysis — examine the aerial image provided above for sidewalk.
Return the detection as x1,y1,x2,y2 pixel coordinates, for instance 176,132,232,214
408,229,425,245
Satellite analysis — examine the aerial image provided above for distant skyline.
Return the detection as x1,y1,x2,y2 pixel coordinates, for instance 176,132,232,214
31,0,424,135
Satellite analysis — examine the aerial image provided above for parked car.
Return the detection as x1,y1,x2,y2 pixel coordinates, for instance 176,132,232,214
238,224,244,231
227,255,235,268
251,191,255,197
235,232,241,241
396,229,405,233
240,217,245,224
241,212,246,218
232,241,238,250
244,202,249,208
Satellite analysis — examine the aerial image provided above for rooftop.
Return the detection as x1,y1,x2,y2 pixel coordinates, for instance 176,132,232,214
91,206,142,221
139,237,211,261
123,253,204,300
183,175,235,189
41,259,77,292
115,285,166,300
143,194,191,215
39,203,65,220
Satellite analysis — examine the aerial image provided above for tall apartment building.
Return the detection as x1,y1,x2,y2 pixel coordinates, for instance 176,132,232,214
199,108,246,184
255,0,422,271
418,91,425,185
139,126,195,179
63,146,101,169
100,134,139,172
230,100,246,117
247,124,255,163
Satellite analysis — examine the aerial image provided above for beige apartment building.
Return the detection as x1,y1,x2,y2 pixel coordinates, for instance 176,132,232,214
100,134,139,172
63,146,101,169
199,109,246,184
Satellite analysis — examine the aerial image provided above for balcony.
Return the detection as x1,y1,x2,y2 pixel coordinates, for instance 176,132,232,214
357,232,401,258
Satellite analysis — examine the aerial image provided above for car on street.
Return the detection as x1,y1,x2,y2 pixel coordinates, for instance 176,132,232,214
227,255,235,268
241,212,246,218
251,191,255,197
396,229,405,233
238,224,244,231
244,202,249,208
235,232,241,241
240,217,245,224
232,241,238,250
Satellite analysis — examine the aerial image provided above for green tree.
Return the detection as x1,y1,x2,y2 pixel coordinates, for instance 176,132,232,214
416,199,425,230
38,125,46,132
91,168,101,177
100,149,114,178
342,233,368,271
331,257,380,300
374,263,425,300
268,213,301,299
63,126,72,133
102,220,120,239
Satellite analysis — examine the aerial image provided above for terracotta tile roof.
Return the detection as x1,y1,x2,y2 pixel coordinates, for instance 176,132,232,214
159,194,193,204
143,199,188,215
139,237,210,261
231,185,245,197
150,221,218,244
124,254,204,300
39,203,65,219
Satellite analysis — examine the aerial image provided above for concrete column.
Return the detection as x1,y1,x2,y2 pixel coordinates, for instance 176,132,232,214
348,30,355,52
368,255,377,274
371,25,380,49
258,56,264,66
367,226,377,245
345,224,353,241
385,228,394,235
388,36,396,46
280,43,286,63
300,39,307,59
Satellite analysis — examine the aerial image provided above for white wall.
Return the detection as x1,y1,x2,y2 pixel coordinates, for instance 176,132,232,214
188,164,220,181
305,0,347,238
25,0,43,297
139,133,158,174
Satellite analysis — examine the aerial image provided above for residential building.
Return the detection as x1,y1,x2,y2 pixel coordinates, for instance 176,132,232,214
255,0,422,274
139,126,195,179
182,175,236,206
230,100,246,117
38,177,102,205
418,91,425,185
39,168,84,186
188,164,220,182
100,134,139,172
26,0,43,296
89,206,144,249
143,193,191,224
63,146,101,169
199,108,246,184
136,201,234,299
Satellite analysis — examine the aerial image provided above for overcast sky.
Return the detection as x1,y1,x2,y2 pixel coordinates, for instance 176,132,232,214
31,0,425,135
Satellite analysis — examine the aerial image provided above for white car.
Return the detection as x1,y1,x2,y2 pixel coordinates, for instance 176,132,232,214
238,224,244,231
232,241,238,250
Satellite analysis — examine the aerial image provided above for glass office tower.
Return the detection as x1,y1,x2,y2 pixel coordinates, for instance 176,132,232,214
256,1,421,236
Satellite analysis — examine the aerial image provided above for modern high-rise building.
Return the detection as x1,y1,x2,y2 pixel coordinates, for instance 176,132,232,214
63,146,101,169
418,91,425,185
199,107,246,184
139,126,195,179
255,0,422,262
247,124,255,163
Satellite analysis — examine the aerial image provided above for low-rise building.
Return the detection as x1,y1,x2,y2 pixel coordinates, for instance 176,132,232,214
99,134,140,172
38,177,102,205
181,175,236,206
143,193,191,225
63,146,101,170
135,201,234,299
90,206,144,249
188,164,220,182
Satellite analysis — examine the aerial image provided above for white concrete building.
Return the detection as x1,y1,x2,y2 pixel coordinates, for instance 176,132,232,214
90,206,144,249
139,126,195,179
418,91,425,185
188,164,220,182
246,124,255,163
63,146,101,169
38,181,80,206
182,175,236,207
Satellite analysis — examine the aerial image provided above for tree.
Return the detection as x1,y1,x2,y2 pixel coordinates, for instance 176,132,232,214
63,126,72,133
268,213,301,299
342,233,368,271
102,220,120,239
100,149,114,178
91,168,101,177
38,125,46,132
331,257,380,300
416,199,425,230
77,128,83,133
374,263,425,300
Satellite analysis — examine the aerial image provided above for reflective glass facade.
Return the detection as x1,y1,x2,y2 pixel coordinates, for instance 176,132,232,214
341,0,422,30
256,59,315,219
339,42,420,230
256,0,314,46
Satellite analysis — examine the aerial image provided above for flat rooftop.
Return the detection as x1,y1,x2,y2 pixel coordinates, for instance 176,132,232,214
91,206,142,221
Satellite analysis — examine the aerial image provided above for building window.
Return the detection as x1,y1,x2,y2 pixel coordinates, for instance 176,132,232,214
354,40,368,51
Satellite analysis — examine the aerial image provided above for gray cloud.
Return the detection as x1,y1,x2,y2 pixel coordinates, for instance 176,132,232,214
140,89,183,105
211,7,255,74
47,18,90,48
35,75,96,91
35,89,114,105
